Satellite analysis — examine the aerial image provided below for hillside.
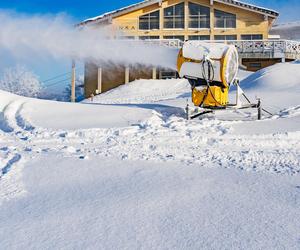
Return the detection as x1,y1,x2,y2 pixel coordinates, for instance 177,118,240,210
270,21,300,40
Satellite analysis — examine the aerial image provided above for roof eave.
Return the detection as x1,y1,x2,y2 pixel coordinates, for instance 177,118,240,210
77,0,279,27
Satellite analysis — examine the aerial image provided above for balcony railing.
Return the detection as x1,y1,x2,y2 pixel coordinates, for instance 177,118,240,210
142,39,300,60
224,40,300,60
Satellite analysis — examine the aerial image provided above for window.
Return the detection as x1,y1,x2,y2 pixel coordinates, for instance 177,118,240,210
214,9,236,28
188,35,210,40
159,70,178,79
214,35,237,41
188,2,210,29
249,63,262,69
139,10,160,30
164,35,185,41
139,36,160,40
241,34,263,40
164,3,185,29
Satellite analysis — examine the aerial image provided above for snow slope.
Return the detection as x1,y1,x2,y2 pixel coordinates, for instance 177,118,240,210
83,79,191,104
270,21,300,40
0,90,151,130
0,63,300,249
84,69,252,105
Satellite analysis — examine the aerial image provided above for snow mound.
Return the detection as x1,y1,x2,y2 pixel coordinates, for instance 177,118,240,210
84,69,251,105
0,90,152,130
83,79,191,104
241,61,300,92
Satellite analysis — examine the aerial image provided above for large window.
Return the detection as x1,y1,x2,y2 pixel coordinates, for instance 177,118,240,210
139,10,160,30
214,35,237,41
214,9,236,28
164,3,185,29
163,35,185,41
241,34,263,40
188,2,210,29
189,35,210,40
139,36,160,40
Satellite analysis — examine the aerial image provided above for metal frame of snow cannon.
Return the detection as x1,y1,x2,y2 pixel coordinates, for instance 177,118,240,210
177,41,271,121
185,79,271,120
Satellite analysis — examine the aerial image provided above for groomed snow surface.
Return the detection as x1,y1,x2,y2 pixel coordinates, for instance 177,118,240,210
0,63,300,249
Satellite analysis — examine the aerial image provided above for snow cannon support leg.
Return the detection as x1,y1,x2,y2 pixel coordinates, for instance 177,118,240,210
257,98,262,120
186,103,190,120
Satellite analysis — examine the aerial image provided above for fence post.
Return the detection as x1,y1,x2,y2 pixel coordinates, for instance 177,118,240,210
186,103,190,120
257,98,262,120
71,59,76,103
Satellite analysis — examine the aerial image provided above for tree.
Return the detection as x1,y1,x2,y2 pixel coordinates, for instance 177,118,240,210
62,75,85,102
0,65,42,97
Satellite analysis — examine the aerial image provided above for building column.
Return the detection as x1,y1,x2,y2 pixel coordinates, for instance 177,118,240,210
281,57,286,63
152,67,157,79
125,67,130,84
96,67,102,94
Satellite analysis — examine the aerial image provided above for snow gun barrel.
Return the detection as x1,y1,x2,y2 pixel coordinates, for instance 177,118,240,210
177,41,239,108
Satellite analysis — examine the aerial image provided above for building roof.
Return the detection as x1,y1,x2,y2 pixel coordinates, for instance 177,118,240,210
78,0,279,27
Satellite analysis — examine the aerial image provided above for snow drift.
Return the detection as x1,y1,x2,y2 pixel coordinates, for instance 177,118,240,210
241,61,300,91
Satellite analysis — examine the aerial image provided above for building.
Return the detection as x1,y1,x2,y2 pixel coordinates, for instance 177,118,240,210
78,0,281,97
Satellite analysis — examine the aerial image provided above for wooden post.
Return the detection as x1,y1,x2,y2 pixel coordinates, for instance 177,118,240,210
71,60,76,103
97,67,102,94
125,67,130,84
152,67,157,80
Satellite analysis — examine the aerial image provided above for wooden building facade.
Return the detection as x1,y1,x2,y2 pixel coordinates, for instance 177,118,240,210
78,0,279,97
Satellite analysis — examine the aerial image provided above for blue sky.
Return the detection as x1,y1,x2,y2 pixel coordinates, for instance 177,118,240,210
0,0,299,23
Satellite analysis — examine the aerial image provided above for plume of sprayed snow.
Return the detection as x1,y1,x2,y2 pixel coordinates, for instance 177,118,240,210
0,11,178,69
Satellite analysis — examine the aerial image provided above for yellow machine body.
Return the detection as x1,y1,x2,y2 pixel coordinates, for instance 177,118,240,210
177,41,239,109
192,87,228,107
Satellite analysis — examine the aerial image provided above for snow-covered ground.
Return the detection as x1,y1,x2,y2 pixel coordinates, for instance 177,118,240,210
0,63,300,249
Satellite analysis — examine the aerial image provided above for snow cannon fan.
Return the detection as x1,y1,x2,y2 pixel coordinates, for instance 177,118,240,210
177,41,239,109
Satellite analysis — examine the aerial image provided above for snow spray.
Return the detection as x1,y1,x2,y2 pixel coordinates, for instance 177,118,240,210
0,11,178,69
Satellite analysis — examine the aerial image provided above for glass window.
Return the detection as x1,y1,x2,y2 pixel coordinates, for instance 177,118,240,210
188,2,210,29
241,34,263,40
249,63,262,69
188,35,210,40
139,10,160,30
163,35,185,41
139,36,160,40
159,70,178,79
164,3,185,29
214,35,237,41
214,9,236,28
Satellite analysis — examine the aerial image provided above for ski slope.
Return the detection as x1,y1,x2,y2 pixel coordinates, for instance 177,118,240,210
0,64,300,249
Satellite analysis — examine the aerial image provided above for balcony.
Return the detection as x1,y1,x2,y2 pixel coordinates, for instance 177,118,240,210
143,39,300,60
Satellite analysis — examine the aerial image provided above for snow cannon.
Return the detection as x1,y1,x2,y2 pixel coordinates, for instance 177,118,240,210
177,41,239,108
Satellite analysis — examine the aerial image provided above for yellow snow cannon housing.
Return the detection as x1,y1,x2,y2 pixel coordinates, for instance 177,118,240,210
177,41,239,108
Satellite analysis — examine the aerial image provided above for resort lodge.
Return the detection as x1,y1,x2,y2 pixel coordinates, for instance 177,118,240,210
78,0,286,97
